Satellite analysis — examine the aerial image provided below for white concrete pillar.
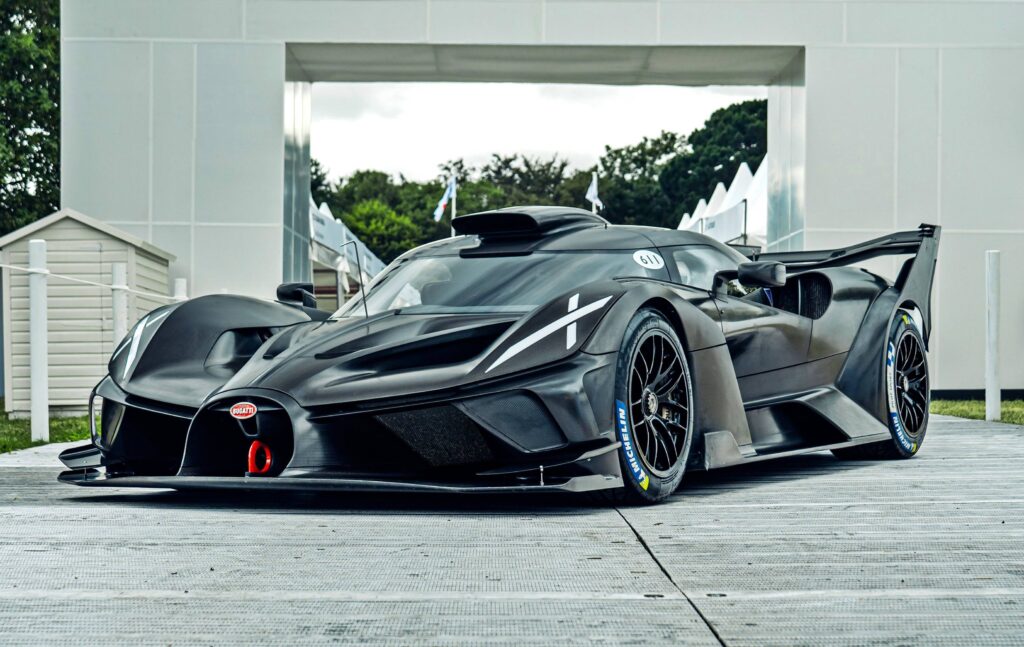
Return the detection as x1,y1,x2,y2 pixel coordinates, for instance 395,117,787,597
111,262,128,345
985,250,1001,422
28,239,48,442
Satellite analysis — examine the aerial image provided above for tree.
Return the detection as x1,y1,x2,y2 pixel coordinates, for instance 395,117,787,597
341,199,421,264
480,154,570,207
310,158,331,207
327,170,401,216
0,1,59,235
660,99,767,223
595,131,685,228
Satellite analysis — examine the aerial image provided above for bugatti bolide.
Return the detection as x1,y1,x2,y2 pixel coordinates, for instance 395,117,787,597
59,207,940,503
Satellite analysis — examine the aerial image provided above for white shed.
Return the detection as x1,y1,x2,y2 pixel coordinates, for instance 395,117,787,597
0,209,175,416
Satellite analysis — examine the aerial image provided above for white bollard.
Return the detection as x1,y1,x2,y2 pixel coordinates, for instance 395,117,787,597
985,250,1001,421
28,239,48,442
173,277,188,302
111,263,128,345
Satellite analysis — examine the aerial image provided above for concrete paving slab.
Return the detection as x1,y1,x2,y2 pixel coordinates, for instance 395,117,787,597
0,440,79,467
0,415,1022,645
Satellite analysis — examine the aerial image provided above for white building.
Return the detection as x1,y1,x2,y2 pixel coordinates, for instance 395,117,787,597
59,1,1024,392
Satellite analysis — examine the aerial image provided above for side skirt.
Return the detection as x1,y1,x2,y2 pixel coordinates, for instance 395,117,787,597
703,430,891,470
703,387,892,470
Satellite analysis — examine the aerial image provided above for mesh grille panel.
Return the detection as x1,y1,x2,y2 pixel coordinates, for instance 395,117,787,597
799,274,832,319
375,406,494,467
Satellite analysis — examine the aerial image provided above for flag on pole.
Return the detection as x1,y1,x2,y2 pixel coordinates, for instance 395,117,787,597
433,176,457,222
585,172,604,213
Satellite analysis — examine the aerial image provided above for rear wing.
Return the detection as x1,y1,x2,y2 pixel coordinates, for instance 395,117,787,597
756,223,941,341
751,224,940,274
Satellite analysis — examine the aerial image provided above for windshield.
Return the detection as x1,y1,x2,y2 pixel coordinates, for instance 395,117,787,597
332,251,669,318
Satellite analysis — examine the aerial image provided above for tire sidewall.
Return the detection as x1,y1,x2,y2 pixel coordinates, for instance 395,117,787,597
885,310,929,457
613,309,693,502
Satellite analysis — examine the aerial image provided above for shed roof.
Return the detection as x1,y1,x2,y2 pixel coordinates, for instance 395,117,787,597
0,208,175,262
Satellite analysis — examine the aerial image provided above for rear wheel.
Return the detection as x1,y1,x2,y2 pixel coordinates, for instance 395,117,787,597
833,310,929,460
613,309,693,503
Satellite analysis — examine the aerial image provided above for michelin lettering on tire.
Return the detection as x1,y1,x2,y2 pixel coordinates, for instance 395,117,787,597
616,399,649,490
886,314,917,454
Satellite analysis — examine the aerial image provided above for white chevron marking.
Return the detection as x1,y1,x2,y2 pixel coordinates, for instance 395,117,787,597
486,295,612,373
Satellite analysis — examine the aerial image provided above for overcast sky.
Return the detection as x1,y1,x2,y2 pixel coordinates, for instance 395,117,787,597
311,83,766,183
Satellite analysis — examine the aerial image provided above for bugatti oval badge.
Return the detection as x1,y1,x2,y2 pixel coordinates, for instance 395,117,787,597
229,402,257,420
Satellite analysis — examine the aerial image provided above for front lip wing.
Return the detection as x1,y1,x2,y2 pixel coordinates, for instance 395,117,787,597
57,470,622,494
57,442,625,494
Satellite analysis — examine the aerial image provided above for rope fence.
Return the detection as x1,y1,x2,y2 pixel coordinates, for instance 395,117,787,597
0,263,183,302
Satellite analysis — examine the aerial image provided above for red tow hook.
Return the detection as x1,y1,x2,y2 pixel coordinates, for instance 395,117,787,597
246,440,273,476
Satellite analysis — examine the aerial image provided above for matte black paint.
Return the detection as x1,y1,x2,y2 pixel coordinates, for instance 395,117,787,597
60,207,941,498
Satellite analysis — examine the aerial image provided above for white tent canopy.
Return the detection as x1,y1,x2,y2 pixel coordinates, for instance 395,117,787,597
676,157,768,248
722,163,753,211
704,182,728,218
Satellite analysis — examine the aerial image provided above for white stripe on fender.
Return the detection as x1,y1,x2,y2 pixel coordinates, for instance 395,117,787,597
566,293,580,349
121,315,148,380
486,295,612,373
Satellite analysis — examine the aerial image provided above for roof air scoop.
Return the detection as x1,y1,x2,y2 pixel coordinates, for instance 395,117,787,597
452,206,608,239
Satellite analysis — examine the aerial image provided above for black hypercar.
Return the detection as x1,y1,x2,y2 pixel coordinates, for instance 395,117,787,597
59,207,940,503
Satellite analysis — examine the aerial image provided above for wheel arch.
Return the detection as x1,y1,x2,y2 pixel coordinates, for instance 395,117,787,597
638,296,690,350
895,299,927,344
584,282,725,356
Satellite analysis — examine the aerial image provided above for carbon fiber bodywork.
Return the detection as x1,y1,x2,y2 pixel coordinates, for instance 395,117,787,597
60,208,940,497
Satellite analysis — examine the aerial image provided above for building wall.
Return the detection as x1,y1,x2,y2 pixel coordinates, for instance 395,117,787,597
61,3,285,299
801,42,1024,391
60,1,1024,389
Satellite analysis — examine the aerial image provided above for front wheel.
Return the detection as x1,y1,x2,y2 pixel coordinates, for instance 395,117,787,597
613,309,694,503
833,310,929,460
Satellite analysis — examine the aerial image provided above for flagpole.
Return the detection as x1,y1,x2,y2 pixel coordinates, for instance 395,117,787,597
451,182,457,236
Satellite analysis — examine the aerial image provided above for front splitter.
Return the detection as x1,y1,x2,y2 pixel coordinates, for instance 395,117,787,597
58,470,623,494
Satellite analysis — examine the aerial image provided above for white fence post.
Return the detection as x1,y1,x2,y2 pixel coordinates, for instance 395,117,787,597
985,250,1001,422
173,278,188,302
28,239,48,442
111,263,128,345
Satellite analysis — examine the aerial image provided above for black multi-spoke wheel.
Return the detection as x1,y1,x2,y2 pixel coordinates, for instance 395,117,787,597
893,328,929,435
613,309,693,503
628,330,690,477
833,310,929,461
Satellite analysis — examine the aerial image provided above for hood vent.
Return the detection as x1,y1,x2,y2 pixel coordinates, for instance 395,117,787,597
452,207,607,239
317,319,515,370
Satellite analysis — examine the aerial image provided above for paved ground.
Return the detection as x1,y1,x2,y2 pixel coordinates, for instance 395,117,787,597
1,415,1022,646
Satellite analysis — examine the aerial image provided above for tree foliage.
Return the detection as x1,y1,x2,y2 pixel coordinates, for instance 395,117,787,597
0,0,59,235
310,157,331,207
660,99,767,222
315,99,767,262
340,199,421,264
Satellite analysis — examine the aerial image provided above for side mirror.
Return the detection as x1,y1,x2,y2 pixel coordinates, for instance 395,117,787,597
738,261,787,288
712,261,787,294
276,282,317,309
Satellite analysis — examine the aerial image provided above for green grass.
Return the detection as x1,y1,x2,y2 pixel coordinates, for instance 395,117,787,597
931,400,1024,426
0,401,93,454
